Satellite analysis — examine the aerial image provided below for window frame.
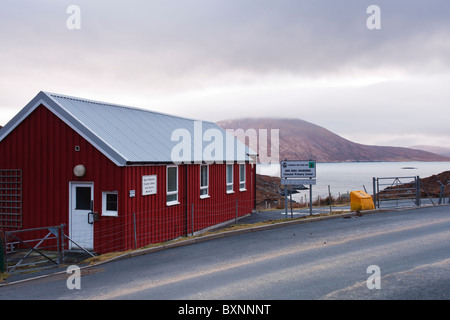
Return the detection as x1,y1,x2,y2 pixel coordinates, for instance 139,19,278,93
102,191,118,217
226,164,234,194
166,165,179,206
239,163,246,191
200,164,210,199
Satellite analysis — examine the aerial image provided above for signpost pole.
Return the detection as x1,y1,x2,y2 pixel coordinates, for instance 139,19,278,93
284,183,288,218
290,188,294,218
328,185,332,213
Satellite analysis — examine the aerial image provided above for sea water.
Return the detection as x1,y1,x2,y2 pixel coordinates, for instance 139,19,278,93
257,161,450,200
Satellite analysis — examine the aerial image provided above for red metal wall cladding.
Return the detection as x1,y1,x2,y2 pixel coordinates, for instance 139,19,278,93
0,105,255,254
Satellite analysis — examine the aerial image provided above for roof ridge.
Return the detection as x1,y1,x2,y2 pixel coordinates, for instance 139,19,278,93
43,91,215,124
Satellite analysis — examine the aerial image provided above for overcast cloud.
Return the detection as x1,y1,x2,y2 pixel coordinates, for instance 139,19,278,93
1,0,450,148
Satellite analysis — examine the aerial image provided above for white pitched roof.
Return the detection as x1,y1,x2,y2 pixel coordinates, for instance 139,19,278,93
0,91,256,166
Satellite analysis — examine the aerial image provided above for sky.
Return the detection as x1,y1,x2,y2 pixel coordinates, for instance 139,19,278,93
1,0,450,148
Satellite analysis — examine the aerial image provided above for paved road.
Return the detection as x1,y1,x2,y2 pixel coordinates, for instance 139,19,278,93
1,205,450,301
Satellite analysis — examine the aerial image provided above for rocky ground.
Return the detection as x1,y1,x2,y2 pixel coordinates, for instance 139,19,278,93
255,174,284,208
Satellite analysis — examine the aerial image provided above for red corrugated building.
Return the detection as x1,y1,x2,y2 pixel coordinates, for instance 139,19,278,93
0,92,256,254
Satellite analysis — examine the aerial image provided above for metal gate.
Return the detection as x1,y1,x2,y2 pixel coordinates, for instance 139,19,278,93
372,176,420,208
2,225,65,273
1,224,96,274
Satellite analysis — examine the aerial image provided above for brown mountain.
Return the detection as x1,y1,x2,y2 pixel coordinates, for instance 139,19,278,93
217,118,450,163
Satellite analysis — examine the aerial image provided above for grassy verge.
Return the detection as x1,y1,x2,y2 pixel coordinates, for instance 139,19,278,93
0,273,9,283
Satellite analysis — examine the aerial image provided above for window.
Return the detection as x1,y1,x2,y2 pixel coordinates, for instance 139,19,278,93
200,165,209,198
239,164,246,191
226,164,234,193
76,187,92,210
167,166,179,205
102,191,118,216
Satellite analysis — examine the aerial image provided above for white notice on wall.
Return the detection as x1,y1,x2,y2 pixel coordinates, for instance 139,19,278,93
142,175,157,196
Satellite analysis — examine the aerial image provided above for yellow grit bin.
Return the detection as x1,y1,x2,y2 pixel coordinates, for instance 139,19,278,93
350,190,375,211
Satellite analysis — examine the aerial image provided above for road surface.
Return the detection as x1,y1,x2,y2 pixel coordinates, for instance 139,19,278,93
1,205,450,302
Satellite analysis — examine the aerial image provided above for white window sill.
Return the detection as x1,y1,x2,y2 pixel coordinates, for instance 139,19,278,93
166,201,180,207
226,190,235,194
102,211,118,217
239,188,247,192
200,195,210,199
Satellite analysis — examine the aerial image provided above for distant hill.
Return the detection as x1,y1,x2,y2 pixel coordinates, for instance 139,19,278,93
217,118,450,163
410,145,450,158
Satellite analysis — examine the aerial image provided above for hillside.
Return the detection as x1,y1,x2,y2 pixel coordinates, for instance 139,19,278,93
255,173,283,207
217,118,450,163
410,145,450,158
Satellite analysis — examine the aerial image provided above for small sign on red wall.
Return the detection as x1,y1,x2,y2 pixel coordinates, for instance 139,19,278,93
142,175,157,196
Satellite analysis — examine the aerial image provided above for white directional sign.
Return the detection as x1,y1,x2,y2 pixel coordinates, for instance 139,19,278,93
281,178,316,185
280,160,316,178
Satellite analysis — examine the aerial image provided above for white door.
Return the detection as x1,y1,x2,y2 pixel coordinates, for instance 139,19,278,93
69,182,94,250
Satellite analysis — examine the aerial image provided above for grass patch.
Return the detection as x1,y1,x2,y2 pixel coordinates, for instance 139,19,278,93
0,273,9,283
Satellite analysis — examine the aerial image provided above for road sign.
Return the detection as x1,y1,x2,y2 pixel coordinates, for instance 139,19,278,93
281,178,316,185
280,160,316,178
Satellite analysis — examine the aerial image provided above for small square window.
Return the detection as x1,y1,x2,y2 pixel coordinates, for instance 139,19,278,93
106,193,118,211
102,191,118,216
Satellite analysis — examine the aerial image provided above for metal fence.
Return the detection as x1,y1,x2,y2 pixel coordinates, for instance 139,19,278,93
373,175,450,209
373,176,420,208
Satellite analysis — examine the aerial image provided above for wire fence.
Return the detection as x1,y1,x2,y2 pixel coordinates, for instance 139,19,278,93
59,198,255,254
129,198,255,251
257,176,450,212
2,176,449,272
0,197,256,273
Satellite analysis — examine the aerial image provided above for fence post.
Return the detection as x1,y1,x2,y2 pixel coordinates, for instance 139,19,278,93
284,185,288,218
60,224,65,263
0,230,5,273
376,178,380,208
56,226,60,264
328,185,332,214
290,188,293,218
191,203,194,236
133,213,137,249
438,182,445,205
415,176,421,206
372,178,376,208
